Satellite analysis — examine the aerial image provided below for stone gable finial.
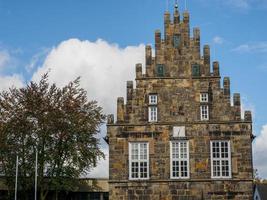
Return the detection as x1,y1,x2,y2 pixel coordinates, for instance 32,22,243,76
175,0,178,9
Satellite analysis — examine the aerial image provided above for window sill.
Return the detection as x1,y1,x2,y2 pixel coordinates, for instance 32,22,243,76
129,178,150,181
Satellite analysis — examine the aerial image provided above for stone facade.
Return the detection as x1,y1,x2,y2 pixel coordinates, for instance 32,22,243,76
107,4,254,200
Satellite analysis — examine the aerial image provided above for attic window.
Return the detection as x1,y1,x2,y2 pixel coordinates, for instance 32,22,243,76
173,34,181,48
148,94,158,122
192,64,200,77
149,95,157,105
156,64,165,77
200,93,209,103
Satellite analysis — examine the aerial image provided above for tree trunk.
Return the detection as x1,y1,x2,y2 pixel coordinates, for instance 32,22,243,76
40,188,48,200
55,190,58,200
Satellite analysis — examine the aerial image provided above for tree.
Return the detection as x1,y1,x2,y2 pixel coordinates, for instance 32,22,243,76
254,169,261,183
254,169,267,184
0,73,105,200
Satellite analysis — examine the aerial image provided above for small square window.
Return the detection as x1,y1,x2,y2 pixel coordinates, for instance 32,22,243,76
192,64,200,77
173,34,181,48
156,64,165,77
149,95,157,105
200,93,209,102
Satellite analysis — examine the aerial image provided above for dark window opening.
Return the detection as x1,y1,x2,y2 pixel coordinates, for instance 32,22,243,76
173,34,181,48
192,64,200,77
156,64,165,77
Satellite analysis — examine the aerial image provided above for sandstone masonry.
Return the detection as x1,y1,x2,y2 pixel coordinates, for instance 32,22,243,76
107,4,254,200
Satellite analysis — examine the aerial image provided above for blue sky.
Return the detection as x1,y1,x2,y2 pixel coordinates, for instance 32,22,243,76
0,0,267,178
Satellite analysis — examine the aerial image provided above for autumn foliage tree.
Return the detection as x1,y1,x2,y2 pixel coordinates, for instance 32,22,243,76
0,73,105,200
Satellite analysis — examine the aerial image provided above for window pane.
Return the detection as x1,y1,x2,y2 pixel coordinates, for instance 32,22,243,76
149,95,157,105
173,34,181,48
222,160,229,177
211,141,231,178
221,142,229,158
131,143,139,160
129,143,149,179
156,64,165,77
171,141,189,178
172,161,179,177
140,143,148,160
131,162,139,178
140,162,148,178
180,142,187,159
212,142,220,158
200,93,208,102
172,142,179,159
181,161,188,177
192,64,200,77
213,160,220,177
149,106,157,122
201,105,209,120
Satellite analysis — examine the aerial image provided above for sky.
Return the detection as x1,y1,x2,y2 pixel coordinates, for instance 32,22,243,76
0,0,267,178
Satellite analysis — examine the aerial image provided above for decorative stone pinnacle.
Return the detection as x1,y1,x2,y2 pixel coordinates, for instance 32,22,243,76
175,0,178,9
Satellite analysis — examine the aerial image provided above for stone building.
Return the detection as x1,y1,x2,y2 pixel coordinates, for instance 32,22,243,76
107,3,254,200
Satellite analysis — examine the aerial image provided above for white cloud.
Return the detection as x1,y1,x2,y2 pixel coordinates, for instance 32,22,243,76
32,38,145,116
26,48,50,73
232,42,267,53
225,0,250,9
0,49,24,91
0,51,10,69
233,44,251,53
31,38,145,178
87,125,109,178
0,74,24,91
222,0,267,10
199,0,267,10
87,145,109,178
212,36,224,45
253,125,267,178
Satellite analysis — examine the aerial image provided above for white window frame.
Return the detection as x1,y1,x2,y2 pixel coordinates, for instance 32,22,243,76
200,105,209,121
200,93,209,103
210,141,232,179
170,141,190,179
148,106,157,122
148,94,158,122
129,142,149,180
149,94,157,105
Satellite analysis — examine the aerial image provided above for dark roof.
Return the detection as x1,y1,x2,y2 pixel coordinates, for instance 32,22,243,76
256,184,267,200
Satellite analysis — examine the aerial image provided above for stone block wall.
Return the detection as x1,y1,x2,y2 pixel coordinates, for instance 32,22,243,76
108,123,253,199
107,4,254,200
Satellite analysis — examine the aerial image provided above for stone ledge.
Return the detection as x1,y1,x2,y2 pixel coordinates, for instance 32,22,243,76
135,76,221,80
109,178,253,184
107,121,252,126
